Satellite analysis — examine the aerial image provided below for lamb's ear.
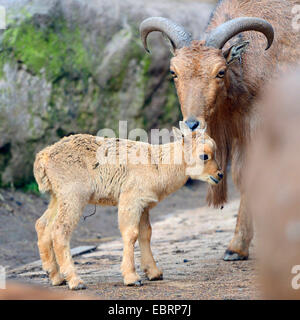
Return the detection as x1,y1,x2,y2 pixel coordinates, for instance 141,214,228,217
223,41,249,65
172,127,184,141
179,121,191,136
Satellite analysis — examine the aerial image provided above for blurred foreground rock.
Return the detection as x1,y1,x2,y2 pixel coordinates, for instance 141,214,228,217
0,281,95,299
246,68,300,299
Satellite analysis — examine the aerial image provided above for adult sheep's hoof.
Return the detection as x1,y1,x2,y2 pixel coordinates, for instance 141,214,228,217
223,249,248,261
127,280,143,287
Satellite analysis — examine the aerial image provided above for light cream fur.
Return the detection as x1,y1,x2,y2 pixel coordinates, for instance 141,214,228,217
34,126,222,290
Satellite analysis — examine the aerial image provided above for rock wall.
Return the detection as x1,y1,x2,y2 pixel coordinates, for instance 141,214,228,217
0,0,214,186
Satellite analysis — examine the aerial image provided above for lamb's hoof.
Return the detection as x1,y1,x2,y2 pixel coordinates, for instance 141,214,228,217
147,272,163,281
71,283,87,290
127,280,143,287
45,271,66,286
51,273,66,286
52,279,67,286
223,249,248,261
149,274,163,281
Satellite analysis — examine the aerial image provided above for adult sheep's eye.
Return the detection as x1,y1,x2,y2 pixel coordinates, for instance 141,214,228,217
216,69,226,78
199,154,209,161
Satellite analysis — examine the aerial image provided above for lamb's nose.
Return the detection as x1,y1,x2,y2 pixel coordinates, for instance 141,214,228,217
218,172,224,179
185,117,200,131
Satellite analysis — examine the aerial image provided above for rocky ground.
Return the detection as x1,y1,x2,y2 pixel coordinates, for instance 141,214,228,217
2,177,261,300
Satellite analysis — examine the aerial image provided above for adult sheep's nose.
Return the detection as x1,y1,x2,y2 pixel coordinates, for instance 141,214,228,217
185,117,200,131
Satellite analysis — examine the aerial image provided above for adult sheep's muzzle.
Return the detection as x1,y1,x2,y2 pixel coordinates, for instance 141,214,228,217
185,116,200,131
185,116,207,132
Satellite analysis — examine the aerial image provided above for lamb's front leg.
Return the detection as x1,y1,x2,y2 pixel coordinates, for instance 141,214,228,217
118,195,143,286
138,208,163,281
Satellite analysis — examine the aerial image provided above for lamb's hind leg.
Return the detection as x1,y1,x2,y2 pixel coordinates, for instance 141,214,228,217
138,208,163,281
35,195,65,286
51,194,87,290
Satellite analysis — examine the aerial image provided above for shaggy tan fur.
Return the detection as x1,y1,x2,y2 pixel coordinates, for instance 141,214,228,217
169,0,300,260
34,126,222,290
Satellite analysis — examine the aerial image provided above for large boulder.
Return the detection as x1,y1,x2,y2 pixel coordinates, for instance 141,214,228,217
0,0,214,186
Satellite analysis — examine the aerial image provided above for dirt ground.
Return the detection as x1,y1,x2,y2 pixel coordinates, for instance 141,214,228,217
1,175,261,300
0,180,206,268
0,176,239,269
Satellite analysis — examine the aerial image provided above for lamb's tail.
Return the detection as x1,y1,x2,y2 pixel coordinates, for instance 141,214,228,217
33,150,51,193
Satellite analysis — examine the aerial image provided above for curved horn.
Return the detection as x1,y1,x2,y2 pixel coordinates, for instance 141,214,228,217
205,17,274,50
139,17,192,53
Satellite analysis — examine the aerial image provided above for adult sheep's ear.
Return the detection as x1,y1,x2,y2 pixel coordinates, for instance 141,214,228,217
223,41,249,65
172,127,184,140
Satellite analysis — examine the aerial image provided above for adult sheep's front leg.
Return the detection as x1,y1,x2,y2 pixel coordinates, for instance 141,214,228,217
224,194,253,260
138,208,163,281
223,146,253,261
118,194,143,286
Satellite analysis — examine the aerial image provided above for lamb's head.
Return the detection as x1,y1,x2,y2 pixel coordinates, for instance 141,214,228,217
140,17,274,130
173,122,223,185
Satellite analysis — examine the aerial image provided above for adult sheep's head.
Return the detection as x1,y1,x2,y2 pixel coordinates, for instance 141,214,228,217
140,17,274,130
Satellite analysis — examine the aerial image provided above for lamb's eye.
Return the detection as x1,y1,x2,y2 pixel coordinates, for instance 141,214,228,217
216,69,226,78
199,154,209,161
170,70,177,78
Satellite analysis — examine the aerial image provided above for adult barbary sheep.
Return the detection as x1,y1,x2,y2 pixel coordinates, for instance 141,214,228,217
246,69,300,299
140,0,300,260
34,125,223,290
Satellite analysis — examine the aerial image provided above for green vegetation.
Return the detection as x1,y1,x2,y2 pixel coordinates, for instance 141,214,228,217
22,181,40,195
0,17,92,82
